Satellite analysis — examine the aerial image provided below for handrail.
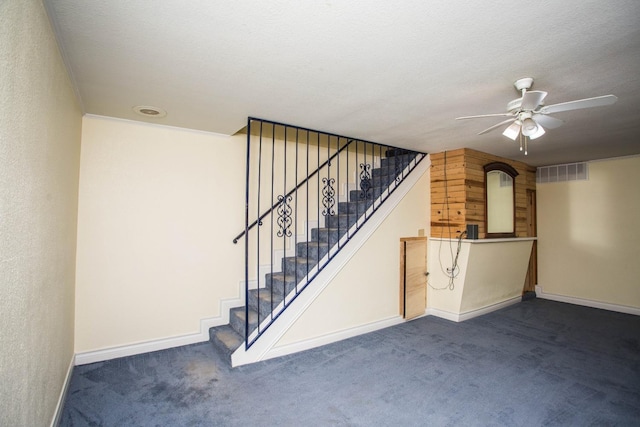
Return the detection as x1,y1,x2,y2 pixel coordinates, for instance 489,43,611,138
232,137,354,244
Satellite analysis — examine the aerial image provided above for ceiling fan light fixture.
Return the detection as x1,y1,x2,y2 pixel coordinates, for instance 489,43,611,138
502,121,521,140
529,124,546,140
521,117,538,136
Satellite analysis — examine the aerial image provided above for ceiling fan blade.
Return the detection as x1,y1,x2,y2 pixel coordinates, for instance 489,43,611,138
532,114,564,129
521,90,547,110
539,94,618,114
456,112,515,120
529,123,546,140
502,121,521,140
478,118,516,135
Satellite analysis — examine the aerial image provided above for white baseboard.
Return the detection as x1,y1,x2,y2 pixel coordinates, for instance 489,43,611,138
426,307,460,322
535,285,640,316
264,315,405,361
261,294,522,362
50,354,74,427
75,294,244,365
427,296,522,322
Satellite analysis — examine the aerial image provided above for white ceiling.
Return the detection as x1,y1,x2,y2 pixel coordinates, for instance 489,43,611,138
44,0,640,166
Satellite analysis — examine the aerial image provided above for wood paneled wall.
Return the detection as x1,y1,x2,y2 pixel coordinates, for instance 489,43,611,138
430,148,536,239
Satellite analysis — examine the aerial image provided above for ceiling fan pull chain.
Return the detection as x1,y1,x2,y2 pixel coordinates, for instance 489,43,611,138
519,132,523,152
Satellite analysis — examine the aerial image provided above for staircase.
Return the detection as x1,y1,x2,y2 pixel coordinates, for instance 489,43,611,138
209,135,425,363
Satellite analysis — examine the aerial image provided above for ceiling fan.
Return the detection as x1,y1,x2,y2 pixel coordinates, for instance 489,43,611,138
456,77,618,154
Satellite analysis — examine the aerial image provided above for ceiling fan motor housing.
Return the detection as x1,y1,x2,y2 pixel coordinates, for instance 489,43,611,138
514,77,534,92
508,77,536,112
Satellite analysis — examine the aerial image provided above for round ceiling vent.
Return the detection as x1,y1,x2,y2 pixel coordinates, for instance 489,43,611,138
133,105,167,118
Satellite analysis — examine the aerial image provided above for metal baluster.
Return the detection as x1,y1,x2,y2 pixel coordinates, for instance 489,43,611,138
293,128,299,304
374,145,382,206
254,120,264,342
345,137,349,240
326,135,331,261
336,137,340,251
355,139,359,216
269,123,275,332
281,125,286,315
316,132,320,282
243,119,251,349
304,130,309,295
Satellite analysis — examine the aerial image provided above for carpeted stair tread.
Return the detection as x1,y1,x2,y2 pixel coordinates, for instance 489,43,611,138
265,272,298,287
282,256,317,277
380,153,414,167
296,241,330,260
209,325,242,361
326,213,358,229
229,306,259,336
311,227,341,244
247,288,287,319
338,200,372,215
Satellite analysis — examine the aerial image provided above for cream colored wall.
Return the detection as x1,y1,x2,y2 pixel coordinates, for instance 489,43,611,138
459,240,532,312
75,116,246,352
537,156,640,308
427,239,532,315
0,1,82,425
275,166,430,346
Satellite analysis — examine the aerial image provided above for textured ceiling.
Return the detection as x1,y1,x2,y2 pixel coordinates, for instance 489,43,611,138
44,0,640,166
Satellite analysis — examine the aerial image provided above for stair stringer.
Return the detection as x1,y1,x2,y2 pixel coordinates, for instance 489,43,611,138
231,156,430,367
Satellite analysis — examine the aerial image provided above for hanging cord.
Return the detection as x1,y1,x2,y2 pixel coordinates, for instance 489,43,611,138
431,229,466,290
431,150,466,291
437,151,454,271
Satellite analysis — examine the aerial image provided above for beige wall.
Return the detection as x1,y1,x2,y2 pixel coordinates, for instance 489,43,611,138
427,239,532,316
0,1,82,425
276,166,430,346
537,156,640,308
75,116,246,352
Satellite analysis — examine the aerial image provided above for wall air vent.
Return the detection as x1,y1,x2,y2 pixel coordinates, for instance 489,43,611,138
537,162,588,184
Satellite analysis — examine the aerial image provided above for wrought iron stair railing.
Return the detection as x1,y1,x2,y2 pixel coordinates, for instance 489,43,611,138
230,117,426,350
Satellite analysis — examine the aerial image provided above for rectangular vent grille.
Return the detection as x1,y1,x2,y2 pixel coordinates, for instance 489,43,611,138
537,162,588,183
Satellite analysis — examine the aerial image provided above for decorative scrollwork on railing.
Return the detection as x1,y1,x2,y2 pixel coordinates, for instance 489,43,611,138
359,163,372,200
276,195,293,237
322,177,336,216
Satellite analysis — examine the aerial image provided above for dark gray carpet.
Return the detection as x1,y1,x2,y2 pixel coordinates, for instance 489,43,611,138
60,299,640,426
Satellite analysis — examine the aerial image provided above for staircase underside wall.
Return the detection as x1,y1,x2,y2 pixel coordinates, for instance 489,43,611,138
275,167,430,346
231,160,430,364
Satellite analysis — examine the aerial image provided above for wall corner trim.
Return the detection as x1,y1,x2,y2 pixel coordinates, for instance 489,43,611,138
535,285,640,316
50,354,75,427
